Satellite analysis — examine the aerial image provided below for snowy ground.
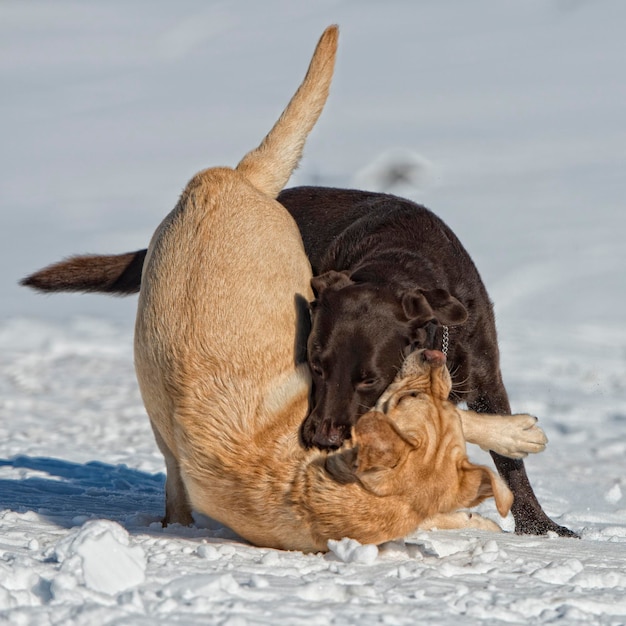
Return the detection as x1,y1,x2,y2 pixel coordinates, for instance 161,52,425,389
1,2,625,624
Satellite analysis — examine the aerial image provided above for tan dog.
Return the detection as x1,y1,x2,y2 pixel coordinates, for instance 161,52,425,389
135,26,338,534
356,348,548,534
134,26,547,552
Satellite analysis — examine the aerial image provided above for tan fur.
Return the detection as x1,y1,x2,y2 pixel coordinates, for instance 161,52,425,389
133,27,544,553
459,410,547,460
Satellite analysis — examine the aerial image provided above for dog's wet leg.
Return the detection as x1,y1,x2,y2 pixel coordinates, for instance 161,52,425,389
153,429,194,526
488,453,578,537
469,386,578,538
162,455,194,527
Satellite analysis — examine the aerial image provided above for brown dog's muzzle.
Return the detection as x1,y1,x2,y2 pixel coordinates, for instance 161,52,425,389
310,350,447,449
311,419,351,449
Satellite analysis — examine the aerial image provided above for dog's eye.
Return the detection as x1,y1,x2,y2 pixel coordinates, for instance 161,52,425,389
309,361,324,377
356,378,377,390
397,391,423,406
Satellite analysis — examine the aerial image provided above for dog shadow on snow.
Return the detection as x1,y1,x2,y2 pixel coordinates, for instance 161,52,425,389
0,456,235,537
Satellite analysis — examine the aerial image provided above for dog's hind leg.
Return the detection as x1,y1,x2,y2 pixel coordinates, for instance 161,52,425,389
236,25,338,199
153,428,194,526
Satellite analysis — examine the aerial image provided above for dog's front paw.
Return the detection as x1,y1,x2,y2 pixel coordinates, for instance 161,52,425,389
463,512,503,532
485,414,548,459
418,511,502,532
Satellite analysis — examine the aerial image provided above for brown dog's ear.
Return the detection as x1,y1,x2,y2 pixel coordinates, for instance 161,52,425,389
421,289,468,326
459,460,514,518
353,412,414,496
311,270,353,297
401,288,467,327
401,290,436,325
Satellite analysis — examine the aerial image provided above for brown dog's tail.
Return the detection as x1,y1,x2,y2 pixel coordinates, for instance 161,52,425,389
20,250,146,295
236,25,338,198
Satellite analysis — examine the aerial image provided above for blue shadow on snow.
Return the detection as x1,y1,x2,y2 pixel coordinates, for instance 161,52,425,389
0,455,165,528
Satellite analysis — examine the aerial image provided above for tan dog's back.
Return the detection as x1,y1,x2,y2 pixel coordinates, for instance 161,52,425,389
138,172,308,426
134,27,338,530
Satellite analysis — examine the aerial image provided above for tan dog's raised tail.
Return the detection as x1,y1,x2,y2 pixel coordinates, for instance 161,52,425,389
134,27,545,552
135,26,338,540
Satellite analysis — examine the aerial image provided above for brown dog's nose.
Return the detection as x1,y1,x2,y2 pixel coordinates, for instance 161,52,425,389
312,421,350,450
422,349,446,367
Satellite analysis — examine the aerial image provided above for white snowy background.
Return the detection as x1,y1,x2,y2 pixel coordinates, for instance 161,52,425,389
1,1,626,624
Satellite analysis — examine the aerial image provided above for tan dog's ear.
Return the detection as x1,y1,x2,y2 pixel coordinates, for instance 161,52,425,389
459,460,514,518
353,412,414,496
325,448,358,485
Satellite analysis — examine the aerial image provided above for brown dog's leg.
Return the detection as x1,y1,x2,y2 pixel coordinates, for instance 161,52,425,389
492,453,577,537
469,388,578,538
152,429,194,526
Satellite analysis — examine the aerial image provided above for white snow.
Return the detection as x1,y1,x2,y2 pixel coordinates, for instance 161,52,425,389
1,1,626,624
55,520,147,596
327,538,379,565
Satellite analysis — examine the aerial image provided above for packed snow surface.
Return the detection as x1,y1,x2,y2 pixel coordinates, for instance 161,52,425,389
2,1,625,624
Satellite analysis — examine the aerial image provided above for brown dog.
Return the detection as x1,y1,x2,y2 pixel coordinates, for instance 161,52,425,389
288,189,576,538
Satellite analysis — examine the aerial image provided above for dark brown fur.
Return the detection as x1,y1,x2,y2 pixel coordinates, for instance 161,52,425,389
21,186,576,537
21,250,147,295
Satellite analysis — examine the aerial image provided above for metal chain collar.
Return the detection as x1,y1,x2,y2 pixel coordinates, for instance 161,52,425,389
441,325,449,356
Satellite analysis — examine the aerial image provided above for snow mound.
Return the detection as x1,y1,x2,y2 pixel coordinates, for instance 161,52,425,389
326,538,379,564
53,520,146,596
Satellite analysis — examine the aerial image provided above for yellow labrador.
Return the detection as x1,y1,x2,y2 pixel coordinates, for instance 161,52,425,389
134,26,546,552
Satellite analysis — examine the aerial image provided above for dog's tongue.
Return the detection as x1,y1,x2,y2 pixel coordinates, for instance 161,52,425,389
423,349,446,367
